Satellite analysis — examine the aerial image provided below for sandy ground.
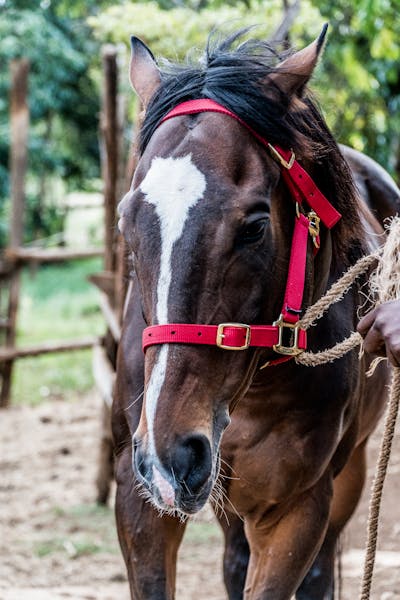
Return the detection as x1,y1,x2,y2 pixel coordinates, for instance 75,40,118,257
1,390,400,600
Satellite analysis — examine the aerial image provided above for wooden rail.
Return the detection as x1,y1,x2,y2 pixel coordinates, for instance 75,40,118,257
6,247,104,263
0,336,101,362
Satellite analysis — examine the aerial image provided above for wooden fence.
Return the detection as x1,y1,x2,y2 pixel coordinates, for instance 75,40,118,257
0,46,130,421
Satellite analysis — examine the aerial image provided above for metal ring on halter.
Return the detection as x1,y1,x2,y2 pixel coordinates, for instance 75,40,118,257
267,144,296,169
272,314,305,356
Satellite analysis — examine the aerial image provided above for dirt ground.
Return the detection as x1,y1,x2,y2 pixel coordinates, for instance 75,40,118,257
1,390,400,600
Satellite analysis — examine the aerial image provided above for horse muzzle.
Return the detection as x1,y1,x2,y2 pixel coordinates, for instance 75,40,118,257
132,433,215,514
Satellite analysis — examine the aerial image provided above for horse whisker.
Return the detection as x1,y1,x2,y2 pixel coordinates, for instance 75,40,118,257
210,482,230,526
219,456,240,478
218,473,240,481
218,485,243,523
124,389,144,411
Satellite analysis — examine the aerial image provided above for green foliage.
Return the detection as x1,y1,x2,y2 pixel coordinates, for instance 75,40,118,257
88,0,322,131
308,0,400,173
90,0,400,178
24,192,66,244
0,2,101,245
88,1,322,59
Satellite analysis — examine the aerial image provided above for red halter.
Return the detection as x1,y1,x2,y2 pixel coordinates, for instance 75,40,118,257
142,99,341,364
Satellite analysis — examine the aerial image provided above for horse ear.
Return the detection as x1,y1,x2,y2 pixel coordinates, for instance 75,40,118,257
268,24,328,97
129,36,161,107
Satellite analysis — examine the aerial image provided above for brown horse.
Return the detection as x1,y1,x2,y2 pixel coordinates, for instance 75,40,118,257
114,29,399,600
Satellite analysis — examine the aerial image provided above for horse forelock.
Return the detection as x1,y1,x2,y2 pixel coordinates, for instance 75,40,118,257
139,29,365,266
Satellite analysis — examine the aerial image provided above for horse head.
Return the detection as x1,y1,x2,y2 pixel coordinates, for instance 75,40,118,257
118,29,361,517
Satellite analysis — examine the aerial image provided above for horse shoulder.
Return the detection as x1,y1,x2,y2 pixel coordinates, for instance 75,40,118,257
341,144,400,224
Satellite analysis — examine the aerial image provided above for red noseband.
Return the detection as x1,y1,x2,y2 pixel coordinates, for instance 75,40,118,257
141,99,341,365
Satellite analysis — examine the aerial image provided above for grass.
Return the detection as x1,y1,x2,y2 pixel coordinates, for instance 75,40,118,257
32,504,223,561
33,503,119,558
185,520,222,544
13,257,105,405
34,538,109,558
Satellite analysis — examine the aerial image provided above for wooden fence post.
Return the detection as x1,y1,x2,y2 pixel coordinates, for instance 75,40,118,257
113,79,130,326
114,100,143,325
0,59,29,407
10,59,29,250
101,45,119,279
95,45,125,504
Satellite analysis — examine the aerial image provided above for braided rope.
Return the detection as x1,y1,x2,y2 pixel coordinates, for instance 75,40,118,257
358,217,400,599
294,252,378,367
359,367,400,600
296,331,362,366
290,216,400,600
300,253,379,330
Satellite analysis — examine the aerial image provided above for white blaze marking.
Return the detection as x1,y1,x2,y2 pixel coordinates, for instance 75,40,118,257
140,154,206,458
152,465,175,507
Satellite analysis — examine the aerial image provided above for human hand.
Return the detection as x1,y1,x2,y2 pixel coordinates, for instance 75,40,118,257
357,300,400,367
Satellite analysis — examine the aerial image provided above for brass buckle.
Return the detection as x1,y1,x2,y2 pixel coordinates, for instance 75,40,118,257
308,210,320,248
216,323,251,351
272,314,304,356
267,144,295,170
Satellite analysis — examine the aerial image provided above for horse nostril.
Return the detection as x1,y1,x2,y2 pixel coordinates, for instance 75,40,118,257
172,433,212,494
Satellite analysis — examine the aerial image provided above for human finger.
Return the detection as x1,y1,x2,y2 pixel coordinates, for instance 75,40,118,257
357,307,378,337
362,325,386,357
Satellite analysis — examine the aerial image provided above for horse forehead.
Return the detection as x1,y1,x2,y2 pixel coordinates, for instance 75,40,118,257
139,154,207,243
143,113,272,185
135,116,277,225
140,154,206,211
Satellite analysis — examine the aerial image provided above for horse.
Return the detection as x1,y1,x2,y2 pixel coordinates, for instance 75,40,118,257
113,28,399,600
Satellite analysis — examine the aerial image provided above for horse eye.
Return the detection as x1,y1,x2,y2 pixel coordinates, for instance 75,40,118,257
239,218,268,244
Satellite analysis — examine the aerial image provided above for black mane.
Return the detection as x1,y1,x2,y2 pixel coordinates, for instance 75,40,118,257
140,30,363,263
141,31,293,152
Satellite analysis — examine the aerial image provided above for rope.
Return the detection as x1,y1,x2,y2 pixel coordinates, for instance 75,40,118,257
357,217,400,599
289,216,400,599
295,216,400,368
295,252,378,367
295,331,362,366
359,367,400,600
300,253,379,329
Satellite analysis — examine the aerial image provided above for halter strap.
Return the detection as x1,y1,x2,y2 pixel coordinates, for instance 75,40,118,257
160,99,341,228
143,323,307,353
142,213,310,360
142,99,342,363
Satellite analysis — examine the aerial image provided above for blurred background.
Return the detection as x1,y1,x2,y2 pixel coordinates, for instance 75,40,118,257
1,1,400,599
